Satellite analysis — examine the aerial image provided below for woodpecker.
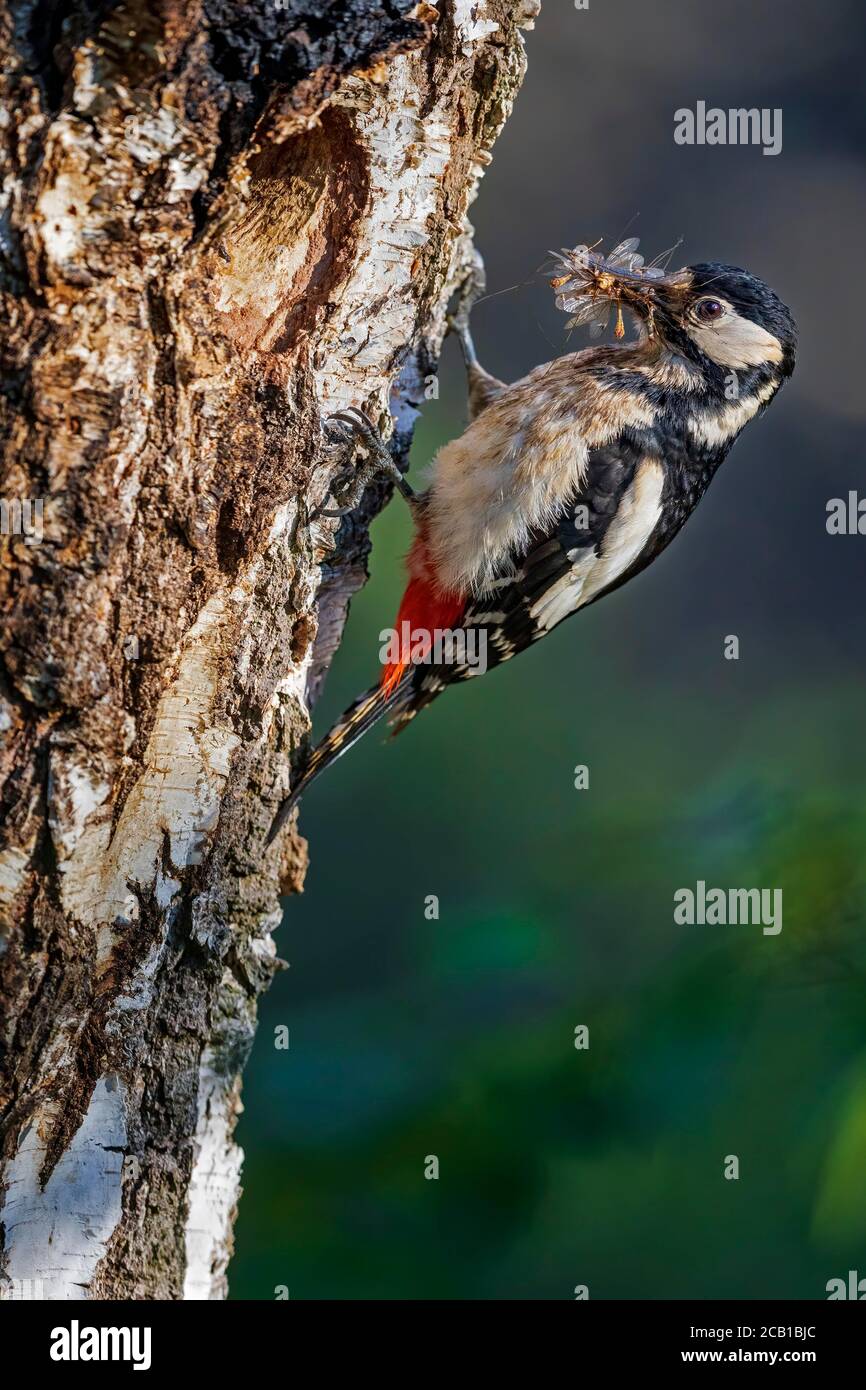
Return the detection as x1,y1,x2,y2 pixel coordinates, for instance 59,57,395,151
267,240,796,844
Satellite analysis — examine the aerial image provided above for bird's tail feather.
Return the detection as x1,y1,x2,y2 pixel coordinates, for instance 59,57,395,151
265,675,412,845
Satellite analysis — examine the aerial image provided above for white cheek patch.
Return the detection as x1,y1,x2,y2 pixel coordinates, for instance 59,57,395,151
689,309,784,369
688,379,778,448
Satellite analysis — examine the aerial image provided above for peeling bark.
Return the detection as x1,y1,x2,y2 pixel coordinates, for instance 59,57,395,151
0,0,537,1299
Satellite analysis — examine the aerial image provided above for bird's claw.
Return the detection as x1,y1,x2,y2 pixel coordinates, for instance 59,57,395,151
314,406,414,520
447,249,487,338
324,407,384,457
322,418,355,449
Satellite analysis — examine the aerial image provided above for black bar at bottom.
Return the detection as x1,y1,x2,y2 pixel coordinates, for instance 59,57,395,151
0,1296,863,1373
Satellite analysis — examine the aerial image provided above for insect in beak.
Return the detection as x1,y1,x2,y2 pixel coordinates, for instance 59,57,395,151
549,237,687,342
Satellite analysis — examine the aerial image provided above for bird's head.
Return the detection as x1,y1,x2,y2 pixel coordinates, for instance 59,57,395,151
649,262,798,380
552,241,797,381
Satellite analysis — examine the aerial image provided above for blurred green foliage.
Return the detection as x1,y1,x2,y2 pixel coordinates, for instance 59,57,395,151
231,0,866,1298
230,407,866,1299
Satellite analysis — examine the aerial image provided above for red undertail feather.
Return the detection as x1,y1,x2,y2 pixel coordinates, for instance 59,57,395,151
381,534,465,694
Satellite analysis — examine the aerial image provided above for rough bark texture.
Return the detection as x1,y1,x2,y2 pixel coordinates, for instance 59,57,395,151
0,0,536,1300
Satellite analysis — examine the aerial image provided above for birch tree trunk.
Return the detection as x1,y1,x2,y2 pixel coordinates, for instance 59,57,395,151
0,0,536,1300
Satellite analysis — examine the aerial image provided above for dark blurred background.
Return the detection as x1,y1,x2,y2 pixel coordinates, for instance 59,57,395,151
231,0,866,1299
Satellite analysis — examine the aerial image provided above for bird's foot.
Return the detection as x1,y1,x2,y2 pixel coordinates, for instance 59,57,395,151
445,250,505,421
446,248,487,363
315,408,416,519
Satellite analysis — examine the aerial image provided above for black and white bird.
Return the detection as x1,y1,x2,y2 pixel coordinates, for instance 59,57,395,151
267,239,797,843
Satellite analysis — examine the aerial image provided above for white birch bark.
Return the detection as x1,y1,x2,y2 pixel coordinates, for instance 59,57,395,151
0,0,538,1299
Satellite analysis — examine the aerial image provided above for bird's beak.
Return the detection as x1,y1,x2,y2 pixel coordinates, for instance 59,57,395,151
629,267,694,341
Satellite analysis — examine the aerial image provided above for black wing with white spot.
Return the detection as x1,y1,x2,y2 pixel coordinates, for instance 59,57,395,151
392,438,650,729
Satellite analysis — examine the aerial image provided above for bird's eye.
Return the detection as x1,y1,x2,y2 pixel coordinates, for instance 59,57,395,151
695,298,725,322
